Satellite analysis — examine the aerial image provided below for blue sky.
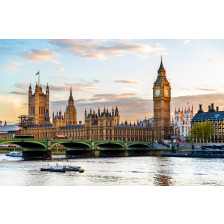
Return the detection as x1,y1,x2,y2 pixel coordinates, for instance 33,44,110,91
1,39,224,123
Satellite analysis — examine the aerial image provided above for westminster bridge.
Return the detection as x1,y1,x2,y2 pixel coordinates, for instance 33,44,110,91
0,138,159,159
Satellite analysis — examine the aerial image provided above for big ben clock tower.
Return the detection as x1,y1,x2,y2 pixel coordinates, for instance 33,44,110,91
153,57,171,142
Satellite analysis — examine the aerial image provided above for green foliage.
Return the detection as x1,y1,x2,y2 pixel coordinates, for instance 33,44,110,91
189,121,215,142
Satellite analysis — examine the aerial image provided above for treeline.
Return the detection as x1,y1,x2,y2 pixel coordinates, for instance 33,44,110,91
190,121,215,142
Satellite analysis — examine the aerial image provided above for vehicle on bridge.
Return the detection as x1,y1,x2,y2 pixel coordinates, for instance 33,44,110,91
54,135,69,140
14,134,34,139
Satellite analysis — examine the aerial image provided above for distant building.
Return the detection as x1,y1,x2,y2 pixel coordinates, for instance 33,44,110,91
0,124,20,134
28,83,50,124
65,87,77,125
192,103,224,143
172,106,194,140
52,88,77,128
0,121,2,126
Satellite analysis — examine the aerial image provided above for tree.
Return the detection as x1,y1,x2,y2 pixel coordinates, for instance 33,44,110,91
190,121,215,143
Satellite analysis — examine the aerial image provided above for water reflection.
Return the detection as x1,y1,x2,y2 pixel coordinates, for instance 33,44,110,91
1,153,224,186
153,157,173,186
153,174,173,186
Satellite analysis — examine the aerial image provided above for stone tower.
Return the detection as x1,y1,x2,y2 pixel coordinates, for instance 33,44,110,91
65,87,77,125
28,83,50,124
153,57,171,141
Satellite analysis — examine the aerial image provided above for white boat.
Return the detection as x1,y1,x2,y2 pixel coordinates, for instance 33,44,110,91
6,151,22,157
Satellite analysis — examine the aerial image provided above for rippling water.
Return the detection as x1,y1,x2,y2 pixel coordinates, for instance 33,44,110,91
1,153,224,186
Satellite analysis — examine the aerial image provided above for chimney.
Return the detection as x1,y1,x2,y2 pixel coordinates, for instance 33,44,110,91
208,105,211,111
198,104,203,113
216,106,219,111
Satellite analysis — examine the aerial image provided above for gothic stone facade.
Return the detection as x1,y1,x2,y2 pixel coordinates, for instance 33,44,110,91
28,83,50,124
1,58,170,142
153,58,171,142
172,106,194,140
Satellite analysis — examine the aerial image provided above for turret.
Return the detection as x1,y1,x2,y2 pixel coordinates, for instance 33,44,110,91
46,83,49,94
157,56,166,76
29,83,32,94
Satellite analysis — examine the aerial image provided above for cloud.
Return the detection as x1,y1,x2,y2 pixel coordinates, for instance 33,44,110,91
207,57,224,64
21,49,62,64
50,92,224,123
115,80,141,84
3,61,23,70
51,94,150,122
82,52,106,60
54,67,67,72
182,86,219,92
194,87,218,92
88,93,142,102
183,40,191,44
10,91,27,95
15,83,29,89
50,39,168,60
14,80,101,92
171,92,224,116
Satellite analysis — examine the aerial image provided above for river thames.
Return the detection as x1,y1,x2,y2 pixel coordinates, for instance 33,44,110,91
1,153,224,186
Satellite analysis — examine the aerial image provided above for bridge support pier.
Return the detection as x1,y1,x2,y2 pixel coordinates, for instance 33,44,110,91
124,142,128,157
91,141,100,157
47,139,51,151
22,150,52,160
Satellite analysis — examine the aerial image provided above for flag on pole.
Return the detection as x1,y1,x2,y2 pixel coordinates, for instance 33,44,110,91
35,71,39,75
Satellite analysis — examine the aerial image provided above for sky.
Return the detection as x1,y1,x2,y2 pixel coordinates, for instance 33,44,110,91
1,39,224,124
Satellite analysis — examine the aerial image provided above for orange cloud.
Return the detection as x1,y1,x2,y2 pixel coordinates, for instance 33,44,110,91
51,39,168,60
115,80,142,84
3,61,23,70
54,67,67,72
22,49,62,64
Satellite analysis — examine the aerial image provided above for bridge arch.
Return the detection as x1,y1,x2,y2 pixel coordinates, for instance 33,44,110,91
51,141,91,149
127,143,151,149
0,139,50,159
96,142,125,157
95,142,125,149
51,141,92,157
0,140,48,150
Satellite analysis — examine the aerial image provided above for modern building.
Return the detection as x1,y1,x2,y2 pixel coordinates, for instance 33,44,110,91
191,103,224,143
153,57,171,142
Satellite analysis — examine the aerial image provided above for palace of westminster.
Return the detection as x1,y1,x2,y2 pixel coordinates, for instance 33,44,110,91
1,58,173,142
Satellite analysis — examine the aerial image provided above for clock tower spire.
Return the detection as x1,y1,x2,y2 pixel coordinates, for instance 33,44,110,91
153,57,171,142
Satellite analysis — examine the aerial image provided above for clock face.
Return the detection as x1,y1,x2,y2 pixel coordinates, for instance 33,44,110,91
165,89,169,96
155,89,160,96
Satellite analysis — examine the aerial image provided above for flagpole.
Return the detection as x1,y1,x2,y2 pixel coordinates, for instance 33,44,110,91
38,70,40,86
